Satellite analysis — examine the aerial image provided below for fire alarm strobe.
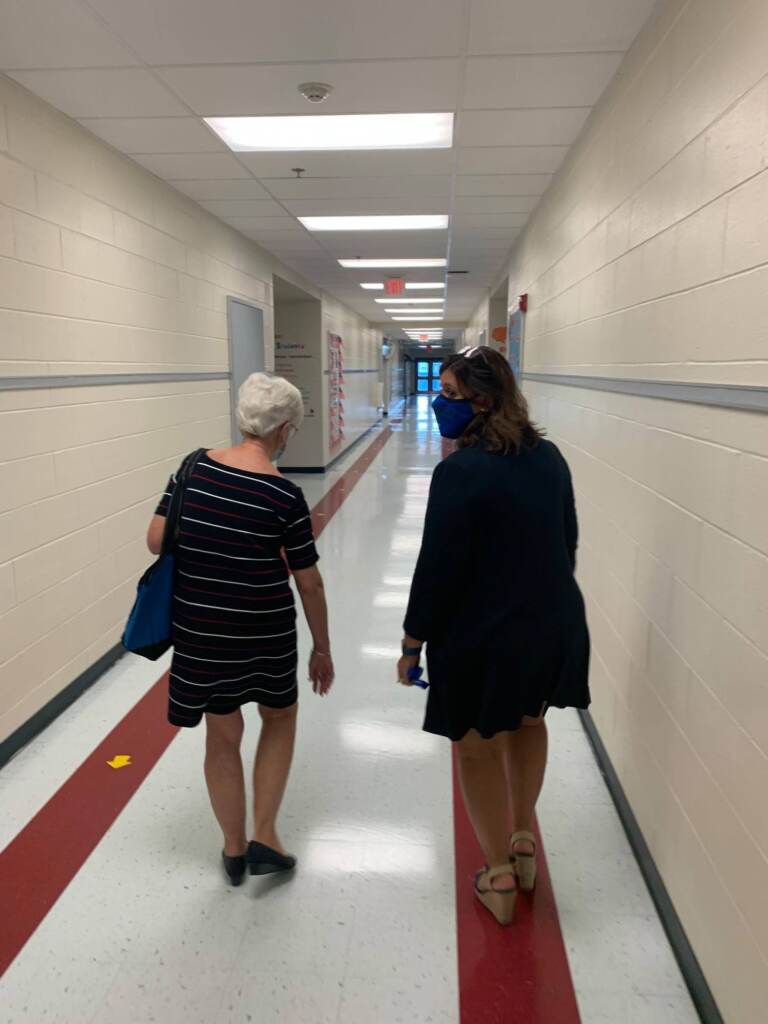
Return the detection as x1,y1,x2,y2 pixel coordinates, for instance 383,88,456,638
519,293,529,313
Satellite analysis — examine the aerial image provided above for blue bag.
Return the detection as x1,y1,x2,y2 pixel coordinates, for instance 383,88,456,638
122,448,205,660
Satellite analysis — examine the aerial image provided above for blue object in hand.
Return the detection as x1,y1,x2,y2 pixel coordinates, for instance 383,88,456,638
407,665,429,689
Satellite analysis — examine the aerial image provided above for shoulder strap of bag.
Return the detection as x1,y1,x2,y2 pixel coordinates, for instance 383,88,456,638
161,448,207,555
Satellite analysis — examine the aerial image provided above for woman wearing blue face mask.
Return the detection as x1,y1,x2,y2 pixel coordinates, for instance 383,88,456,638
397,346,590,926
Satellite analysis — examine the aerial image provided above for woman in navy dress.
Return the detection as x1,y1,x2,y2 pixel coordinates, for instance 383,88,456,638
397,347,590,925
147,373,334,885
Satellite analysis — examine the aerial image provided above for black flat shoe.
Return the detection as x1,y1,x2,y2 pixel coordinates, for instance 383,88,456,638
222,851,247,886
246,840,297,876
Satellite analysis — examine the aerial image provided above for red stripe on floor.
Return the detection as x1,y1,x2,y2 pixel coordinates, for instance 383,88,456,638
0,426,394,979
452,754,582,1023
310,427,392,537
0,675,177,978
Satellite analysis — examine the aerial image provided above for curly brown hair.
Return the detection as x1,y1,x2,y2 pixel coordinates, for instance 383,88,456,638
440,346,543,453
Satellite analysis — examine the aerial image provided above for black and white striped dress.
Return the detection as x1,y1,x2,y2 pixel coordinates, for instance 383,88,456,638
155,452,319,727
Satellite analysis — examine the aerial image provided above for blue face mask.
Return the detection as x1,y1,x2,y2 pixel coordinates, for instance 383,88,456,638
431,394,477,439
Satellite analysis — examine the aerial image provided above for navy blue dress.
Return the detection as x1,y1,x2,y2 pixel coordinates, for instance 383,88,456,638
156,453,318,727
404,440,590,740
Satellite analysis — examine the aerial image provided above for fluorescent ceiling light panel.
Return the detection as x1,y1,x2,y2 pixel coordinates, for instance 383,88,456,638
374,298,444,304
360,282,445,290
385,308,443,314
339,259,447,269
300,215,448,232
205,113,454,152
391,316,444,321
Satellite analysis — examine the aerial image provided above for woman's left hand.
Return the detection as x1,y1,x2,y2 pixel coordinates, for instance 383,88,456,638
396,654,420,686
309,651,335,696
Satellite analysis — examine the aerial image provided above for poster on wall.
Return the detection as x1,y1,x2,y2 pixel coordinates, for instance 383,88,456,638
507,309,524,379
327,333,345,451
489,323,508,358
274,337,319,423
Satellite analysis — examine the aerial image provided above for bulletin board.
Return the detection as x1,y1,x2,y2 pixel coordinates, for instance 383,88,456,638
327,333,345,450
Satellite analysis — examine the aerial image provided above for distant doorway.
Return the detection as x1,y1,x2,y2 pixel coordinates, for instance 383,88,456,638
227,298,265,444
415,359,442,394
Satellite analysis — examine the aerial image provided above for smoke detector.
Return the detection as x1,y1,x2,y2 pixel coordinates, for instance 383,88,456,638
298,82,333,104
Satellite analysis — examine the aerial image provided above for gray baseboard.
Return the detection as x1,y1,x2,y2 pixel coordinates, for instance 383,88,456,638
0,643,125,770
578,709,723,1024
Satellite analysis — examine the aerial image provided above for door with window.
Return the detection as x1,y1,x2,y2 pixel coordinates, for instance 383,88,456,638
415,359,442,393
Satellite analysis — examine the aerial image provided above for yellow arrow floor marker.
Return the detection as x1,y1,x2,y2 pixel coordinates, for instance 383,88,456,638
106,755,132,769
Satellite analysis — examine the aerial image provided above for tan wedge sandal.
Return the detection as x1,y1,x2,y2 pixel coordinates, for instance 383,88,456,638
474,864,518,926
509,830,537,892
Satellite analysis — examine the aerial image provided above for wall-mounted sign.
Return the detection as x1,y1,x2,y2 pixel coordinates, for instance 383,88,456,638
274,337,319,422
507,309,524,378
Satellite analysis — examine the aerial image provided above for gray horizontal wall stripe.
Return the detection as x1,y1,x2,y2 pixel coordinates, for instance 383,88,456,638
522,372,768,414
323,368,380,375
0,371,231,392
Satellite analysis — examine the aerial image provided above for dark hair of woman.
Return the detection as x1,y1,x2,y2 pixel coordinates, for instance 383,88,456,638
440,346,544,453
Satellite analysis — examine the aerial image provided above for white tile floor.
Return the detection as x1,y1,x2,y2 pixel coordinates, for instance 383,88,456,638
0,401,699,1023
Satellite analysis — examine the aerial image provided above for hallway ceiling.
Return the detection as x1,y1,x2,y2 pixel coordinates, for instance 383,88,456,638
0,0,658,337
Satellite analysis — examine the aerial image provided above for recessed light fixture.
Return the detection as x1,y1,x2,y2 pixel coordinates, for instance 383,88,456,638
360,282,445,290
391,316,444,321
385,308,443,314
339,259,447,269
300,215,448,232
374,298,444,305
205,113,454,152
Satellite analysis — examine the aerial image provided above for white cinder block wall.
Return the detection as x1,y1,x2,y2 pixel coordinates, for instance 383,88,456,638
470,1,768,1019
463,296,489,349
0,76,381,746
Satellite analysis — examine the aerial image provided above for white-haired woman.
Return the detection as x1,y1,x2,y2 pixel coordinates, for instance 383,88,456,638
146,373,334,885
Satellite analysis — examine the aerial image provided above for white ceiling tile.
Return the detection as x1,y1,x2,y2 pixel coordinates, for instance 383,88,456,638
268,176,453,200
0,0,137,69
199,199,286,218
231,227,308,241
7,69,189,118
79,117,224,154
455,174,552,196
323,236,449,258
266,239,326,253
220,216,297,231
169,179,272,200
157,59,461,116
237,149,454,179
283,197,450,216
453,196,538,214
87,0,464,63
452,228,522,242
132,153,251,179
451,244,515,256
468,0,657,55
453,212,528,228
457,146,569,174
464,53,624,109
457,108,590,148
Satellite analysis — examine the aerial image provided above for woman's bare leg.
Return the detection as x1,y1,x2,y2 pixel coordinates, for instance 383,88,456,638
455,730,515,889
504,716,548,854
204,710,247,856
252,703,298,853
